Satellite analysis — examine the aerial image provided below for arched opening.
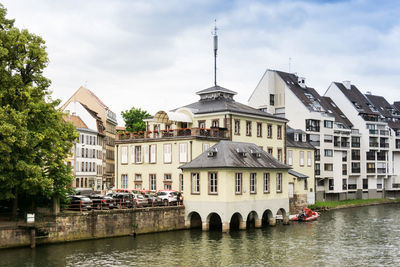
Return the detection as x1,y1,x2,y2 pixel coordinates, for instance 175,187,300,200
246,211,259,229
276,208,287,223
188,212,202,229
208,213,222,231
262,209,273,227
229,213,243,231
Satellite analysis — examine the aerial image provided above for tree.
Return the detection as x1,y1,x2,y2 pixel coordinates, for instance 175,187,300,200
0,4,78,212
121,107,150,132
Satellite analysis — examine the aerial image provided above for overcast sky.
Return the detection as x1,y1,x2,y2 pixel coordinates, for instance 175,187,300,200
3,0,400,125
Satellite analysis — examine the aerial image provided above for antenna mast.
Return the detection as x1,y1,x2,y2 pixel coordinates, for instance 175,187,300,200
213,20,218,86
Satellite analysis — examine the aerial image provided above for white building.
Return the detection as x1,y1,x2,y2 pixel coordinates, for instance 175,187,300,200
248,70,357,201
63,102,105,190
325,82,395,198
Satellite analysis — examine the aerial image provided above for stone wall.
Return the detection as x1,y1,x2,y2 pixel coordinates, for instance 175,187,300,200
0,206,185,249
289,194,308,214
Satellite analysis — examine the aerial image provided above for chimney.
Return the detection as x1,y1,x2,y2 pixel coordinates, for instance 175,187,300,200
366,91,371,95
343,81,351,90
298,77,306,88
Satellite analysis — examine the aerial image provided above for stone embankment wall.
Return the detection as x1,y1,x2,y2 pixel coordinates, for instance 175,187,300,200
0,206,185,249
289,194,308,214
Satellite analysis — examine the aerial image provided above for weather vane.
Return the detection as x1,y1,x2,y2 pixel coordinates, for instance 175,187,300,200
213,19,218,86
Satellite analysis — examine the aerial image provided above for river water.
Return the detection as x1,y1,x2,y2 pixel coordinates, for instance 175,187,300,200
1,204,400,267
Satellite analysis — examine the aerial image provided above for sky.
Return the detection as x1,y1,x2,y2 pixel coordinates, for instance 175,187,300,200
2,0,400,125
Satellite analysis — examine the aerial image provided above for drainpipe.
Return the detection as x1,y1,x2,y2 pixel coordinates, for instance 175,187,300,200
229,114,232,140
115,144,119,189
189,141,193,161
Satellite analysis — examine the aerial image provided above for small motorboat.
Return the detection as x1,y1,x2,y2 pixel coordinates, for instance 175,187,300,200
290,208,319,222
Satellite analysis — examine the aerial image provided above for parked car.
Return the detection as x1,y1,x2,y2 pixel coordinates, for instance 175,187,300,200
113,193,135,208
143,193,162,207
133,194,147,207
89,195,116,209
74,188,94,196
67,195,93,211
157,190,178,206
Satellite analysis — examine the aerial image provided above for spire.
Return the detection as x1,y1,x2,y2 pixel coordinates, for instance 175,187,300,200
213,19,218,86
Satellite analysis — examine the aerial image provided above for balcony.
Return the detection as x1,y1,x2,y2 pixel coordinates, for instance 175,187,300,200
315,170,321,176
377,168,386,174
343,184,347,190
380,143,389,148
352,156,360,161
369,129,379,135
341,142,350,148
351,142,360,148
342,170,347,175
348,184,357,190
352,168,361,173
369,142,379,148
380,130,389,136
117,128,228,141
367,168,376,173
315,155,321,161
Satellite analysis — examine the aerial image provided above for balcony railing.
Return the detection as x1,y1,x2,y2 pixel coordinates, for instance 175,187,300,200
343,184,347,190
341,142,350,148
367,168,375,173
352,168,361,173
352,156,360,161
369,129,379,135
377,168,386,173
380,143,389,148
315,155,321,161
117,128,228,141
352,142,360,148
377,156,386,161
342,170,347,175
369,142,379,147
348,184,357,190
315,170,320,176
380,130,389,136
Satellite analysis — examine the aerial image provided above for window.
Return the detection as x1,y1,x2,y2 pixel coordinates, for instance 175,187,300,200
306,119,320,132
199,120,206,129
307,151,312,166
294,133,299,141
250,173,256,193
277,125,282,139
164,174,172,181
352,162,361,173
150,144,156,163
191,173,200,194
264,173,270,193
277,149,282,162
122,174,128,189
363,179,368,190
149,174,156,190
234,120,240,135
342,151,348,162
267,147,273,155
329,179,334,190
235,173,242,194
135,146,142,163
324,120,333,128
304,179,308,190
211,119,219,128
163,144,172,163
324,164,333,171
300,151,304,166
164,184,172,190
324,135,333,143
270,94,275,106
209,172,218,194
288,150,293,166
202,143,210,152
135,174,142,181
324,149,333,157
342,179,347,190
121,146,128,164
302,134,307,142
246,121,252,136
257,123,262,137
179,143,188,163
267,124,272,138
351,149,360,160
180,174,184,192
276,173,282,192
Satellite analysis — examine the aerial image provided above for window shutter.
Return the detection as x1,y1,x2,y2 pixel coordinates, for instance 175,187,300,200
150,145,156,163
180,143,187,162
144,145,149,163
130,146,135,163
121,146,128,164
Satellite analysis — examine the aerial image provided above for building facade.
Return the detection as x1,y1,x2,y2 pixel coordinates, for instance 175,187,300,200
61,86,117,188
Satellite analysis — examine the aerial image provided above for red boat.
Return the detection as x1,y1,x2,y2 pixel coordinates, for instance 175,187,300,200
290,208,319,221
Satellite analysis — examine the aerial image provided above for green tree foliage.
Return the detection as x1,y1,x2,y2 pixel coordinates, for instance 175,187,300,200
121,107,150,132
0,5,78,207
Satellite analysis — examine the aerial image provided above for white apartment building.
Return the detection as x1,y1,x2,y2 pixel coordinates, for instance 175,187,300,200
63,101,105,190
326,83,400,198
249,70,357,201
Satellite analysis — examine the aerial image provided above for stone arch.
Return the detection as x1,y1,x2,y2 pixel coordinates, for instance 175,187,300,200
262,209,274,227
276,208,287,218
246,210,259,229
229,212,244,231
187,211,202,229
207,212,222,231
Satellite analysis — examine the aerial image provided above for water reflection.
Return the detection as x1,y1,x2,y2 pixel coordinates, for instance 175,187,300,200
1,204,400,266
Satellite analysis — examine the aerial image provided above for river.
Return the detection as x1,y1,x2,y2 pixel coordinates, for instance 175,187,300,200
1,204,400,266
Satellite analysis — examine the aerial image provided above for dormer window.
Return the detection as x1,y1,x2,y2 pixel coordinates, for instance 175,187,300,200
236,148,247,157
250,149,261,158
207,148,218,157
294,133,299,141
302,134,307,142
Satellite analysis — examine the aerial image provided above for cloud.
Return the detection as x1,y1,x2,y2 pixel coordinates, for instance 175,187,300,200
2,0,400,124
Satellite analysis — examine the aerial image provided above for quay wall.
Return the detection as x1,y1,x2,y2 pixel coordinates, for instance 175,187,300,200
0,206,185,249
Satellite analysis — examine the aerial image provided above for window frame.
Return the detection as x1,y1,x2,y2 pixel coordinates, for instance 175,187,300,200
235,173,242,194
250,173,257,194
263,173,270,193
208,172,218,195
191,173,200,194
276,173,282,193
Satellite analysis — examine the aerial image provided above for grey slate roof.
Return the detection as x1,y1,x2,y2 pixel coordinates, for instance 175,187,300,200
180,141,290,170
365,94,400,130
333,82,380,116
174,85,288,121
320,96,353,128
286,127,315,149
288,169,308,179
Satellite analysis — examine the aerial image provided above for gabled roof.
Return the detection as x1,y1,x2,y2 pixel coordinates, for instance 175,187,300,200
286,127,315,149
275,71,327,113
63,114,87,129
180,141,290,169
365,94,400,119
333,82,380,116
320,96,353,128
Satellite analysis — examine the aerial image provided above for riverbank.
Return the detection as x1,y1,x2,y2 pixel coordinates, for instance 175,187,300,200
308,198,400,212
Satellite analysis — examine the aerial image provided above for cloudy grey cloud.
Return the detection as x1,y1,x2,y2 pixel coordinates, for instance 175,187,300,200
2,0,400,125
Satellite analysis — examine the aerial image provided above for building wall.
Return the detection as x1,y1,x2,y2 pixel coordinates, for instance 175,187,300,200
183,168,290,222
